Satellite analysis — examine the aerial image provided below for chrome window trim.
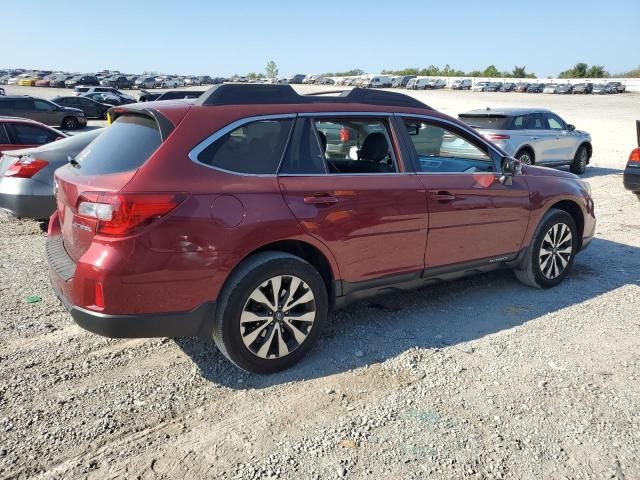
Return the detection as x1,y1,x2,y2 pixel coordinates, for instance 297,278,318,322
187,113,297,177
299,111,393,118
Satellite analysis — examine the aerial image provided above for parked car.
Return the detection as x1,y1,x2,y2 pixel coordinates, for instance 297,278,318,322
289,74,306,84
0,129,102,219
184,77,201,86
137,90,161,102
407,77,430,89
526,83,545,93
0,96,87,130
18,76,38,87
47,84,595,373
35,75,55,87
197,76,213,85
426,79,446,89
472,82,490,92
100,75,133,89
623,120,640,199
0,117,66,152
485,82,503,92
514,82,530,93
557,84,573,94
592,84,615,94
52,96,111,120
543,84,559,94
50,75,74,88
459,107,592,174
572,83,593,94
499,82,516,92
74,86,136,103
162,77,186,88
391,75,416,88
82,92,130,106
153,90,205,101
606,81,626,93
366,76,392,88
0,87,4,96
65,75,99,88
451,79,472,90
135,77,158,89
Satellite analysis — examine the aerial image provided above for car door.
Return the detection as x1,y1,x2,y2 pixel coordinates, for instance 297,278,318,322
522,113,554,163
543,112,576,161
6,123,58,148
33,99,60,126
398,116,530,269
76,98,98,118
278,115,428,284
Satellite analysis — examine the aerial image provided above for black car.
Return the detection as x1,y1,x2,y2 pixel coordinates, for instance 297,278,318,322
624,121,640,199
154,90,205,101
572,83,593,94
526,83,545,93
101,75,133,89
65,74,99,88
485,82,503,92
557,84,573,94
52,96,111,120
499,82,516,92
0,87,4,96
137,90,161,102
289,74,306,84
81,92,133,106
198,75,213,85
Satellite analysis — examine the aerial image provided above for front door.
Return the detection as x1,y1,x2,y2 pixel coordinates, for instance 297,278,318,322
278,116,428,284
399,117,531,269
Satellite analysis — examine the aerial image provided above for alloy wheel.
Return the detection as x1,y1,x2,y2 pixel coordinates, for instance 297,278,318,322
240,275,316,359
538,223,573,279
579,148,588,170
518,152,532,165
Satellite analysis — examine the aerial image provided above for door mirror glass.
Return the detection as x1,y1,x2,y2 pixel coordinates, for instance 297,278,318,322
567,124,575,131
500,157,521,185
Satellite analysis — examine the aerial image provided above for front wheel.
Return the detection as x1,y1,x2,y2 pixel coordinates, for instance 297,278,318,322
515,149,534,165
213,252,328,373
62,116,79,130
514,209,578,288
570,145,589,174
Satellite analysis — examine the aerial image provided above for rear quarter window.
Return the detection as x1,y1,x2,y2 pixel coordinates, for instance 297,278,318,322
73,115,161,175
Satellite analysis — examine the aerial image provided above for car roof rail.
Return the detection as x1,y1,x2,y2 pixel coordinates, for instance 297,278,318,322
195,84,431,109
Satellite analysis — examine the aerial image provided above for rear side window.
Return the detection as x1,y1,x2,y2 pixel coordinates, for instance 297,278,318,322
0,125,9,144
73,115,161,175
8,124,58,145
458,115,511,130
196,119,293,174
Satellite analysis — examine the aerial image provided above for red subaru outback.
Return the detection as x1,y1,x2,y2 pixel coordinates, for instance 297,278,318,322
47,85,595,373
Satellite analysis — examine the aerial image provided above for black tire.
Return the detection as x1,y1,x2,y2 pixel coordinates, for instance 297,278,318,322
570,144,589,175
515,148,534,165
213,252,329,373
100,110,108,120
61,116,79,130
514,209,578,288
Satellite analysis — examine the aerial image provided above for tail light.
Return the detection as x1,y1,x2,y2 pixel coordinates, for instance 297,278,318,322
339,127,350,142
628,147,640,165
484,134,511,141
4,157,48,178
77,192,186,236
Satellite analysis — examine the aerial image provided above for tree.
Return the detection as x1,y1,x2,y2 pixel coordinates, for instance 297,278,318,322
512,66,532,78
247,72,258,80
265,60,278,80
482,65,501,77
587,65,608,78
559,62,588,78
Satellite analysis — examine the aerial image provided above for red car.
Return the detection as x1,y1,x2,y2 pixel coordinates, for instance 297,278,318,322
0,117,67,152
623,120,640,198
48,85,596,373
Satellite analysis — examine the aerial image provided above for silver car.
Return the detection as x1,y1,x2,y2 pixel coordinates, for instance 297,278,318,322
458,108,592,174
0,129,103,219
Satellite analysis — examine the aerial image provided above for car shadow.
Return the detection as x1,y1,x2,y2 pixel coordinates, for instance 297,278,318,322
175,237,639,389
553,165,623,178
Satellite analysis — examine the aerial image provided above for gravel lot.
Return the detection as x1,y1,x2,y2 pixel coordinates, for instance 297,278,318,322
0,85,639,479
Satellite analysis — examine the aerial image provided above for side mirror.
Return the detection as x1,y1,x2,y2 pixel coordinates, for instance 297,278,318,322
500,157,522,185
567,124,575,132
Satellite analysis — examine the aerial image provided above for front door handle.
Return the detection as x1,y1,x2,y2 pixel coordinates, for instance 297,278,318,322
303,194,338,206
531,136,538,140
431,191,456,202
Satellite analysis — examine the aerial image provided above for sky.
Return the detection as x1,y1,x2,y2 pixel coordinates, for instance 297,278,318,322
3,0,639,78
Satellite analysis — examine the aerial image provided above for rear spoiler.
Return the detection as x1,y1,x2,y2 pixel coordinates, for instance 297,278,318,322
106,106,175,141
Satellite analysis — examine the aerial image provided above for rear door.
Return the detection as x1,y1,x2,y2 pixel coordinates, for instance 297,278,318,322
399,116,530,269
6,122,59,149
0,124,14,151
76,98,98,118
543,112,576,161
523,113,553,163
278,115,428,284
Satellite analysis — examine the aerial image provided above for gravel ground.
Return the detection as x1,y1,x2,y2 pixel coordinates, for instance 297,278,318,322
0,86,639,479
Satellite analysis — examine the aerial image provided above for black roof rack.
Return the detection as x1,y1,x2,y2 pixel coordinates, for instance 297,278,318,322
195,84,431,109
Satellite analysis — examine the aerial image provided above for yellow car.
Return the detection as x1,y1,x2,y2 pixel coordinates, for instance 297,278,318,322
18,77,37,86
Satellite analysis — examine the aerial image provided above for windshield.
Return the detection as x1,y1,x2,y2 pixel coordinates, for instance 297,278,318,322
458,115,511,130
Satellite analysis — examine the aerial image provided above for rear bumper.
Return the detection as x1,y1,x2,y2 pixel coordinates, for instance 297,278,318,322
0,191,55,219
623,167,640,194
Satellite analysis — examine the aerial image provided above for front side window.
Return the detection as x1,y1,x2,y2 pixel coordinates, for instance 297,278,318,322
403,119,493,173
196,119,293,174
9,124,57,145
545,114,565,130
314,118,397,174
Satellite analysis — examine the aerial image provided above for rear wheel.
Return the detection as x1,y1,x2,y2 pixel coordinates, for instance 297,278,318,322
570,145,589,174
515,148,534,165
514,209,578,288
101,110,108,120
62,116,79,130
213,252,328,373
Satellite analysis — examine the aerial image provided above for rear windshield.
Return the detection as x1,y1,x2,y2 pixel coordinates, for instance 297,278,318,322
73,115,161,175
458,115,511,130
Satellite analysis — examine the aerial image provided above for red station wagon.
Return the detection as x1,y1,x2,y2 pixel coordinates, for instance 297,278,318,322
47,85,596,373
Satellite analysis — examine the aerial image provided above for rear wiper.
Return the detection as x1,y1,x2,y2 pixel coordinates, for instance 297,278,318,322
68,155,80,168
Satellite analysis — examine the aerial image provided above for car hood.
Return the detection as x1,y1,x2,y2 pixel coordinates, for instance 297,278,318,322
522,165,578,180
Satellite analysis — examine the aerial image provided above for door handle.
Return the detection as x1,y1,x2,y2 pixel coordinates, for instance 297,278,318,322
303,194,338,206
531,136,538,140
431,191,456,202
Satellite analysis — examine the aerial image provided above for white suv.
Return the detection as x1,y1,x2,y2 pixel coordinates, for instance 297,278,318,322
72,86,136,102
162,77,185,88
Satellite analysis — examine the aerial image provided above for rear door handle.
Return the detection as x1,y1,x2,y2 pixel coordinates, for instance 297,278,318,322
303,194,338,206
431,191,456,202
